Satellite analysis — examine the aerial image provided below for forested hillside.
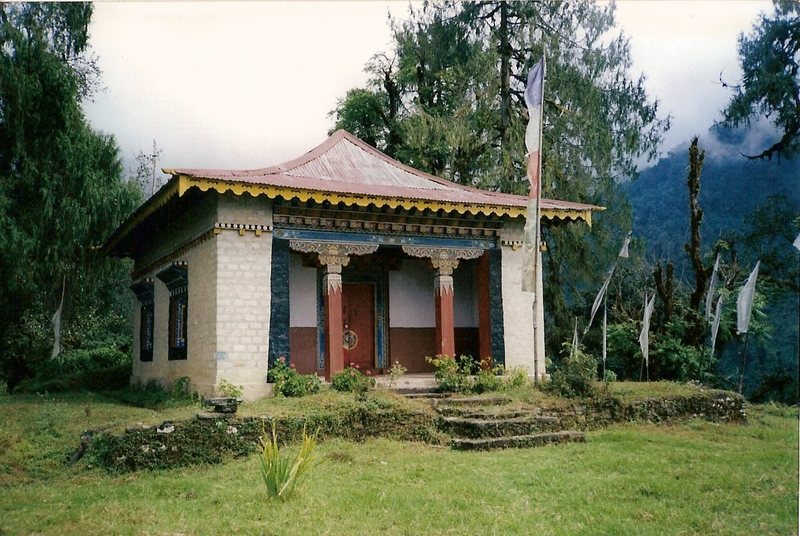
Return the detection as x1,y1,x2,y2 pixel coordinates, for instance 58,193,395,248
627,126,799,267
625,125,799,399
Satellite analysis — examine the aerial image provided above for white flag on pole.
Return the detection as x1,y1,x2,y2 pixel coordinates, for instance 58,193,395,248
710,295,723,357
571,317,579,356
736,261,760,334
51,276,65,359
602,301,608,364
618,233,631,259
638,294,655,365
705,252,720,322
585,271,612,335
584,235,630,335
521,59,545,293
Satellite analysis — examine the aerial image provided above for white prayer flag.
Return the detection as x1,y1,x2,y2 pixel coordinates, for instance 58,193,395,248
638,294,655,365
736,261,760,334
602,301,608,364
618,233,631,259
521,198,538,292
585,271,612,335
521,58,545,292
524,59,545,164
705,253,720,322
572,317,579,356
710,296,723,357
51,276,65,359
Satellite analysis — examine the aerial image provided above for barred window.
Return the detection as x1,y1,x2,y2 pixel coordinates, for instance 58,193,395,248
157,262,188,361
131,279,154,362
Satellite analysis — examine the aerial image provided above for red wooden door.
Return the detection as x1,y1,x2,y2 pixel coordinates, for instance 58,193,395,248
342,283,375,372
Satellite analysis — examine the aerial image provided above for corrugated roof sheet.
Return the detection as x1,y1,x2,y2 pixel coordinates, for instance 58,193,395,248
166,130,598,213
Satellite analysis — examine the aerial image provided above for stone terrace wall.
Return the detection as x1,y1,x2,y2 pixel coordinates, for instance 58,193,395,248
87,390,746,473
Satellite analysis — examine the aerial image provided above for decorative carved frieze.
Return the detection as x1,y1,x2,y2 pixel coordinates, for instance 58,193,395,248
273,206,501,239
289,240,378,258
401,245,484,261
290,241,379,280
401,245,484,275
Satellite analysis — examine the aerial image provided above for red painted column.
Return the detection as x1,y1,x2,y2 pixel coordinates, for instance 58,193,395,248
434,278,455,356
433,259,458,357
322,262,346,380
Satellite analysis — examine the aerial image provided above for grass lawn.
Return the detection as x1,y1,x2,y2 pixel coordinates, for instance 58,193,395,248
0,389,797,535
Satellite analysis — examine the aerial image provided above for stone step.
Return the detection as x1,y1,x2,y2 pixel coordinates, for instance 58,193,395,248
398,391,450,398
436,395,512,407
450,431,586,451
439,415,562,438
435,406,543,419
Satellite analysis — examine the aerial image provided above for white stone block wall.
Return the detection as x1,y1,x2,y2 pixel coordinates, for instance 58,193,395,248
131,235,218,393
499,219,546,377
215,231,272,400
214,194,273,400
131,192,274,400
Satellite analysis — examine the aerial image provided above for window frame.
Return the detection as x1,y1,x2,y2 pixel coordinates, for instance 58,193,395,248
130,279,155,362
157,262,189,361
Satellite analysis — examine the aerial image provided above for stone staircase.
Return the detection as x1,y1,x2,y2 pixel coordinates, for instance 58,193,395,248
404,392,586,451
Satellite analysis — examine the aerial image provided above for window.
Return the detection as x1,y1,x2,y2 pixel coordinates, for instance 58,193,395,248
131,279,154,362
157,262,188,360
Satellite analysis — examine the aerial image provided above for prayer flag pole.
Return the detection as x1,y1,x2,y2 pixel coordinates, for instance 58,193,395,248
522,57,546,376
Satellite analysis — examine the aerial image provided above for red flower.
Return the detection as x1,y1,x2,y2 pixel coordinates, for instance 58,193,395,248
365,370,372,376
278,356,286,363
290,363,296,369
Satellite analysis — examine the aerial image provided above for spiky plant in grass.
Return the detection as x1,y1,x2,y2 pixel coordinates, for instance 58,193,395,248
258,422,319,500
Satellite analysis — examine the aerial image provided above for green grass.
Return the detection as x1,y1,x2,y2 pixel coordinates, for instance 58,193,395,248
0,390,796,535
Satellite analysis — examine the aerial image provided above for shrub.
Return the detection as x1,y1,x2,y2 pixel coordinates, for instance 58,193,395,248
426,354,472,393
504,367,529,389
258,422,320,500
387,361,407,388
331,364,376,394
547,344,598,398
217,379,243,399
474,358,505,394
603,369,618,382
427,355,522,394
268,358,322,398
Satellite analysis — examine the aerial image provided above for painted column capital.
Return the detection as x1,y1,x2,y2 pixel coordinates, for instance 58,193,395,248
401,245,484,275
434,273,454,295
289,240,379,270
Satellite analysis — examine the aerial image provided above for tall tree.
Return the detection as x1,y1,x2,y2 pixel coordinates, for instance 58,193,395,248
330,0,669,351
721,0,799,160
0,3,141,390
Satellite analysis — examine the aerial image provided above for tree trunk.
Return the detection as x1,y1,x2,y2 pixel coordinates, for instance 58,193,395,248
498,1,511,150
653,261,674,326
684,137,708,347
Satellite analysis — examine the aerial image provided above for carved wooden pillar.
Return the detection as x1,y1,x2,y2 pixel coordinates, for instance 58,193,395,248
320,254,348,380
433,258,458,357
289,241,378,380
402,246,484,358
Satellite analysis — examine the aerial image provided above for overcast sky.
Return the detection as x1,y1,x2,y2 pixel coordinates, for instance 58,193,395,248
82,1,771,176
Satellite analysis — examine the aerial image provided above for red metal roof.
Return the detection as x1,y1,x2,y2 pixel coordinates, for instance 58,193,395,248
166,129,597,213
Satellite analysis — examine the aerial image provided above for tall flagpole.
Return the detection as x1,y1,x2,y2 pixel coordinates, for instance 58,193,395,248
522,56,546,377
533,57,545,374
